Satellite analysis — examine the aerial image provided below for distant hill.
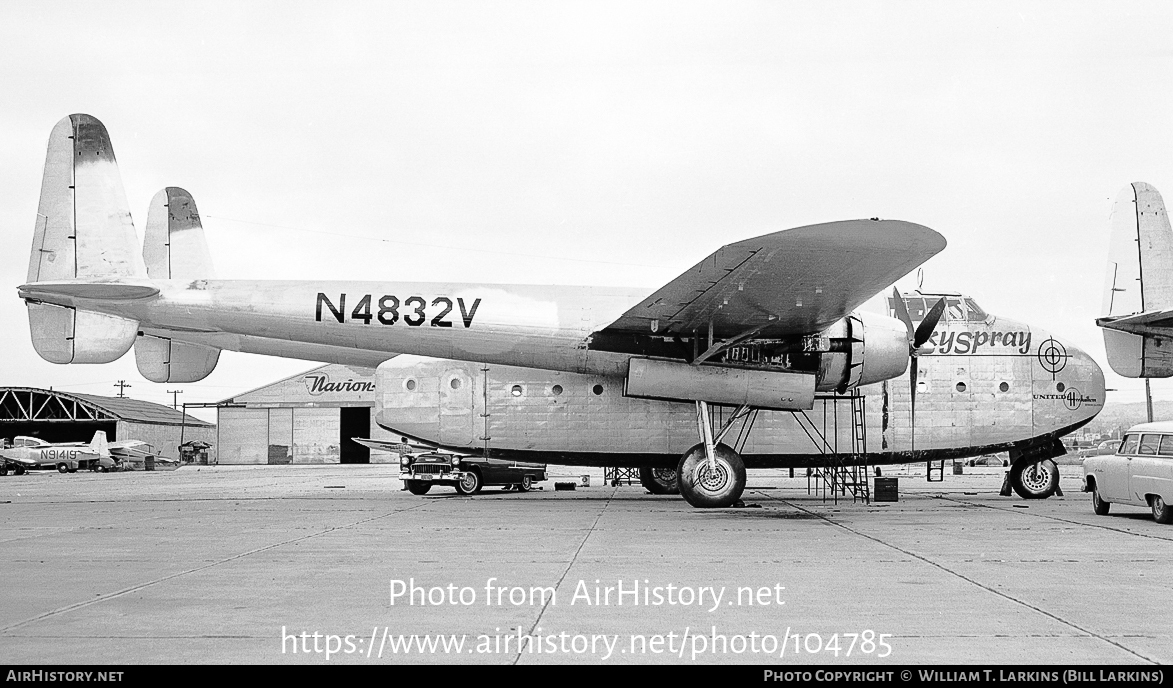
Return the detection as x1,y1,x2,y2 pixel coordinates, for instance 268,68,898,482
1082,400,1173,437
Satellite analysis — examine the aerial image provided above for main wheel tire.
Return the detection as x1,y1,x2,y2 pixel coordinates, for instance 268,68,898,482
1010,459,1059,499
56,463,69,474
1092,486,1110,515
1152,495,1173,524
405,480,432,495
639,467,680,495
676,443,746,508
455,470,483,495
516,476,533,492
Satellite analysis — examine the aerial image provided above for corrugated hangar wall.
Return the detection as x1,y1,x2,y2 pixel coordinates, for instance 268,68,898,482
215,364,398,465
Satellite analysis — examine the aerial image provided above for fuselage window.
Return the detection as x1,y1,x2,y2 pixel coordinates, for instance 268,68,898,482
1056,382,1065,393
551,385,563,396
450,378,462,390
1118,434,1139,455
1138,434,1161,455
998,382,1009,392
405,379,417,391
955,382,967,393
511,385,523,397
592,384,604,395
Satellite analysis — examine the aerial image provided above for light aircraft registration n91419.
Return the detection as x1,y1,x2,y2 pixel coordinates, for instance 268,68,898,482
16,114,1104,506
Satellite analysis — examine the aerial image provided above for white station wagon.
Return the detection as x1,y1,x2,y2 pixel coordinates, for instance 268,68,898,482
1082,421,1173,524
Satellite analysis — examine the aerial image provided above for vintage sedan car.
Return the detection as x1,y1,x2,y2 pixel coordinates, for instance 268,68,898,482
400,452,547,495
1083,421,1173,524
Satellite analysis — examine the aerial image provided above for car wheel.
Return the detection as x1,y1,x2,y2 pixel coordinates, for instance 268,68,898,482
1092,487,1110,516
455,470,483,495
404,480,432,495
57,462,69,474
517,476,533,492
14,466,25,476
0,465,8,476
1152,495,1173,524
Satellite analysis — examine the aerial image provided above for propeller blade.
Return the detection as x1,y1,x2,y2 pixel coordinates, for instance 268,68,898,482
913,298,947,349
909,358,918,457
891,287,915,343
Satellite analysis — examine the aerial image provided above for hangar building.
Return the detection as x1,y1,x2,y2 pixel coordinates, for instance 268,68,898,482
213,364,398,465
0,387,215,460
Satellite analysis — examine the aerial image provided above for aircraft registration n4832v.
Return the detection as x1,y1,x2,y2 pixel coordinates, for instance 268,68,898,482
16,114,1104,508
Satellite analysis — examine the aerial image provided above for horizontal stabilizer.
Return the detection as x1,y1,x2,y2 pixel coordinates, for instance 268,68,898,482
28,302,137,364
135,334,220,383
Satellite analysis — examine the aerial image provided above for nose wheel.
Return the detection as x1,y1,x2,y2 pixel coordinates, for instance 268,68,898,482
1009,458,1059,499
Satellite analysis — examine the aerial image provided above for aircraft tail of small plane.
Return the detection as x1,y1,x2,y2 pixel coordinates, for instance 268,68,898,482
88,430,110,458
133,187,221,382
24,115,221,381
1099,181,1173,377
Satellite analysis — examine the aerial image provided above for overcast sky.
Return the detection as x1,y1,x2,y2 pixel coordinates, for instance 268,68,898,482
2,1,1173,418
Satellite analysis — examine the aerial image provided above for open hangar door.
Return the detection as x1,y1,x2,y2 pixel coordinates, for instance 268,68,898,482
0,388,119,444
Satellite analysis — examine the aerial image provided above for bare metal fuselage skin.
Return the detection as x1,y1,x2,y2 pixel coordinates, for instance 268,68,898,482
372,313,1105,468
20,279,651,376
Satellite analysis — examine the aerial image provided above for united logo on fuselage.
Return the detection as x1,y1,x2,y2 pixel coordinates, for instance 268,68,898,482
315,293,481,328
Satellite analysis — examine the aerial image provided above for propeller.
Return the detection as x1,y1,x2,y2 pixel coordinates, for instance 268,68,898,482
891,288,947,457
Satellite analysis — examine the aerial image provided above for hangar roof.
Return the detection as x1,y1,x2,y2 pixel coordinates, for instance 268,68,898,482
0,387,212,427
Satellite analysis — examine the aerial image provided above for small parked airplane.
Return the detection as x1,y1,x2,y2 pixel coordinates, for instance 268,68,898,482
1,431,115,473
15,114,1104,505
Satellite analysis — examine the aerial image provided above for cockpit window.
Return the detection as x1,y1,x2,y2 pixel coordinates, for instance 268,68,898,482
889,297,927,320
945,297,966,322
964,298,987,321
1118,434,1138,455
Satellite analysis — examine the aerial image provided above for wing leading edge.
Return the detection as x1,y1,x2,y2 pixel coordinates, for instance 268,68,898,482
599,219,946,339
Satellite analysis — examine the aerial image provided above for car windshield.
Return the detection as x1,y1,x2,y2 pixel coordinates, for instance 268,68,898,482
1119,435,1138,454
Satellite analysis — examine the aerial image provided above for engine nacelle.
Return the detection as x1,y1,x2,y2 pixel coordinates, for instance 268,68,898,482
722,311,910,392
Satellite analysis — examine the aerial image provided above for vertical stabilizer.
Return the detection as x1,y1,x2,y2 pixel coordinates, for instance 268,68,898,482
88,431,110,458
143,187,216,279
135,186,221,382
26,115,142,364
1101,182,1173,376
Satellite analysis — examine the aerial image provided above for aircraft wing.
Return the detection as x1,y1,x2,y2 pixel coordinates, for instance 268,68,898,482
1099,309,1173,332
599,219,945,339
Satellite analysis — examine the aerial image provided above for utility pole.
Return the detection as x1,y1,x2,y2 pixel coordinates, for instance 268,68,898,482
1146,378,1154,423
167,389,184,410
113,380,132,398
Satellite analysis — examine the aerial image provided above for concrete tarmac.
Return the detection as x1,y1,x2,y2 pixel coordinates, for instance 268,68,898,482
0,463,1169,665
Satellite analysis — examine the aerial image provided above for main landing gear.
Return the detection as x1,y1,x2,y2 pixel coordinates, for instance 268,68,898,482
639,467,680,495
676,401,751,508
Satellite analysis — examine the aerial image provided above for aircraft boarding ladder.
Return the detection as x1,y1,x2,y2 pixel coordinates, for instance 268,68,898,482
801,392,871,504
